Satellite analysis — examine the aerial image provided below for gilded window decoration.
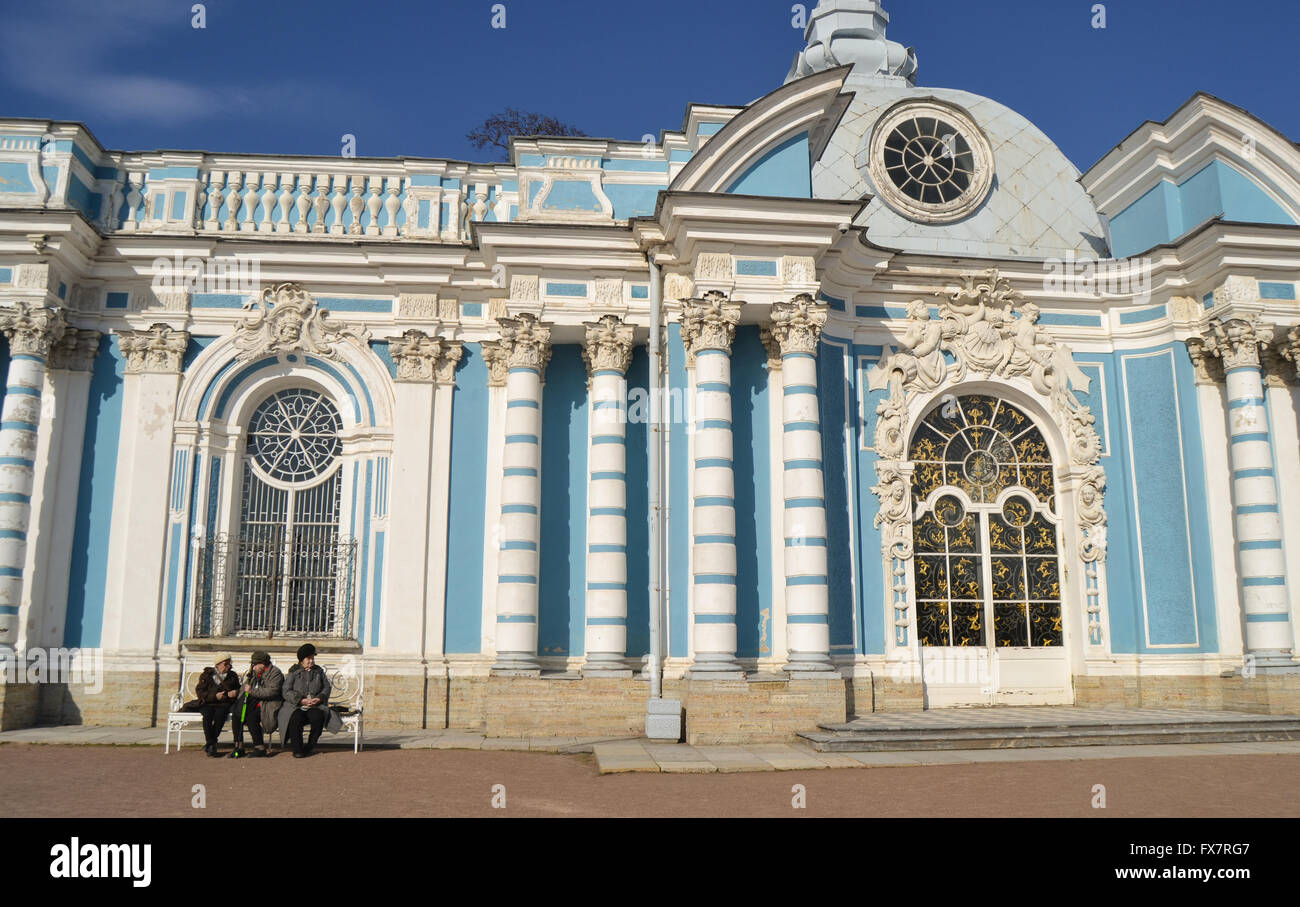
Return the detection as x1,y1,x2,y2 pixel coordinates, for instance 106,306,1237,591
910,395,1063,649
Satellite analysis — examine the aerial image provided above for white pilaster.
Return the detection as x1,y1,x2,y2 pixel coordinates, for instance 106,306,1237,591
491,314,552,674
22,329,99,650
384,331,462,658
99,324,189,655
582,315,635,676
681,292,743,678
0,304,65,647
1194,316,1295,666
770,296,834,673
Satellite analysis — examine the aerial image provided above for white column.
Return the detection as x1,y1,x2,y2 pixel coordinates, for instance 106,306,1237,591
23,329,99,650
0,304,65,647
1198,316,1295,667
770,295,834,673
582,315,635,676
491,314,552,674
385,331,462,657
99,324,189,654
681,292,743,678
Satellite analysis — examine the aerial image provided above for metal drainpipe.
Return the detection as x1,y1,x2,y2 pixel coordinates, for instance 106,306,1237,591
647,255,665,701
644,253,682,739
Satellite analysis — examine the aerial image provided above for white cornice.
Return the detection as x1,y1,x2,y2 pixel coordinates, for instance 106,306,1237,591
1082,94,1300,223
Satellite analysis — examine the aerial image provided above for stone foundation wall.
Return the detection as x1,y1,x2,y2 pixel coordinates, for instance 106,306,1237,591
677,676,847,745
0,681,39,731
1073,674,1300,715
362,671,427,729
11,665,1296,736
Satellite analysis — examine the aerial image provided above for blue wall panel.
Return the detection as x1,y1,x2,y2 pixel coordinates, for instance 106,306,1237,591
819,340,855,651
668,324,690,658
625,348,651,658
65,338,125,647
539,345,587,657
854,347,887,655
444,345,488,653
1116,346,1217,650
731,326,772,659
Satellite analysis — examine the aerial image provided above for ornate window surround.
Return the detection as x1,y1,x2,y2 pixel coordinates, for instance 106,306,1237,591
868,272,1110,676
172,284,398,643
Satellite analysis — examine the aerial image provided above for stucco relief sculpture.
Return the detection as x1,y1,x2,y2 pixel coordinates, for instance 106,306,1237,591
233,282,371,362
866,270,1108,641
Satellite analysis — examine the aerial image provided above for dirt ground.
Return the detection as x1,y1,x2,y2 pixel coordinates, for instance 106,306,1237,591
2,743,1298,818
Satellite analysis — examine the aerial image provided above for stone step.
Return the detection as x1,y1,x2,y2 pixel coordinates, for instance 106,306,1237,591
798,719,1300,752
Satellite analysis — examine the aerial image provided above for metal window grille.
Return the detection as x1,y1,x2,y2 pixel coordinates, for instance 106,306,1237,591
192,389,357,639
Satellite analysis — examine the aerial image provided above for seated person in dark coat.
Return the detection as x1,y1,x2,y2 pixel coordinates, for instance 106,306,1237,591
195,655,240,757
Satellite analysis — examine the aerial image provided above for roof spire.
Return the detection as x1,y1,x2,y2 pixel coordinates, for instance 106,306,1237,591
785,0,919,85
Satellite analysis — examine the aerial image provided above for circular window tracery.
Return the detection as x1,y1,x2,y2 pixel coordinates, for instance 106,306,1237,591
247,389,342,483
866,101,995,224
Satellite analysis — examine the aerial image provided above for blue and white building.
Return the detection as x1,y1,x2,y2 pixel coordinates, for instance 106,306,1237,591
0,0,1297,734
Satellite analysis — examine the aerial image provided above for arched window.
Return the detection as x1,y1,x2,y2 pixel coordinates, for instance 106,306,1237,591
908,394,1063,649
231,388,353,636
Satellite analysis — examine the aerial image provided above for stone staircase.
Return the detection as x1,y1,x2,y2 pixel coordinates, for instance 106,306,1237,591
797,706,1300,753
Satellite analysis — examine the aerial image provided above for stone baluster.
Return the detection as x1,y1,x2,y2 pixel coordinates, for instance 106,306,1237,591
768,295,834,673
240,172,260,233
401,178,418,237
101,174,124,231
201,172,221,231
123,173,144,232
491,314,553,674
581,315,636,676
309,174,329,233
257,172,276,233
276,174,295,233
0,303,66,646
347,178,365,235
193,175,208,230
382,179,401,237
681,291,744,677
365,176,384,236
328,174,347,235
224,172,243,232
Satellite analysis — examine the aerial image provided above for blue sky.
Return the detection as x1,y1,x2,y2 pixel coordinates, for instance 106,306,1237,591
1,0,1296,172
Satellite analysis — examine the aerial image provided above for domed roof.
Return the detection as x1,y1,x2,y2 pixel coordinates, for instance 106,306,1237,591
794,1,1109,258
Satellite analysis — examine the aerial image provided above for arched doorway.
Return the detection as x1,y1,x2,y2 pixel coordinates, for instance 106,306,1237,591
908,393,1071,705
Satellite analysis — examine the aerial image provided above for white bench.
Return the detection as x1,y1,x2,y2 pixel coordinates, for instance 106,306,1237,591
164,658,364,754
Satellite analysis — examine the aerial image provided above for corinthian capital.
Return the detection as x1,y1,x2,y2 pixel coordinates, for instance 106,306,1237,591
118,323,190,374
1184,337,1225,386
0,302,67,359
390,329,462,385
768,294,828,356
1201,315,1274,371
680,291,741,363
49,329,102,372
496,313,553,372
1278,326,1300,386
582,315,635,376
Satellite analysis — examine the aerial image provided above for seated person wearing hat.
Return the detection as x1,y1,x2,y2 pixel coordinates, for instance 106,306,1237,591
229,650,283,759
195,655,240,757
278,643,343,758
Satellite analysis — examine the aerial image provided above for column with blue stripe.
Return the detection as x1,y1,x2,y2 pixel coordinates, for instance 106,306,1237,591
769,295,834,673
681,291,743,677
0,303,65,647
582,315,636,676
1204,315,1295,667
492,314,553,674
